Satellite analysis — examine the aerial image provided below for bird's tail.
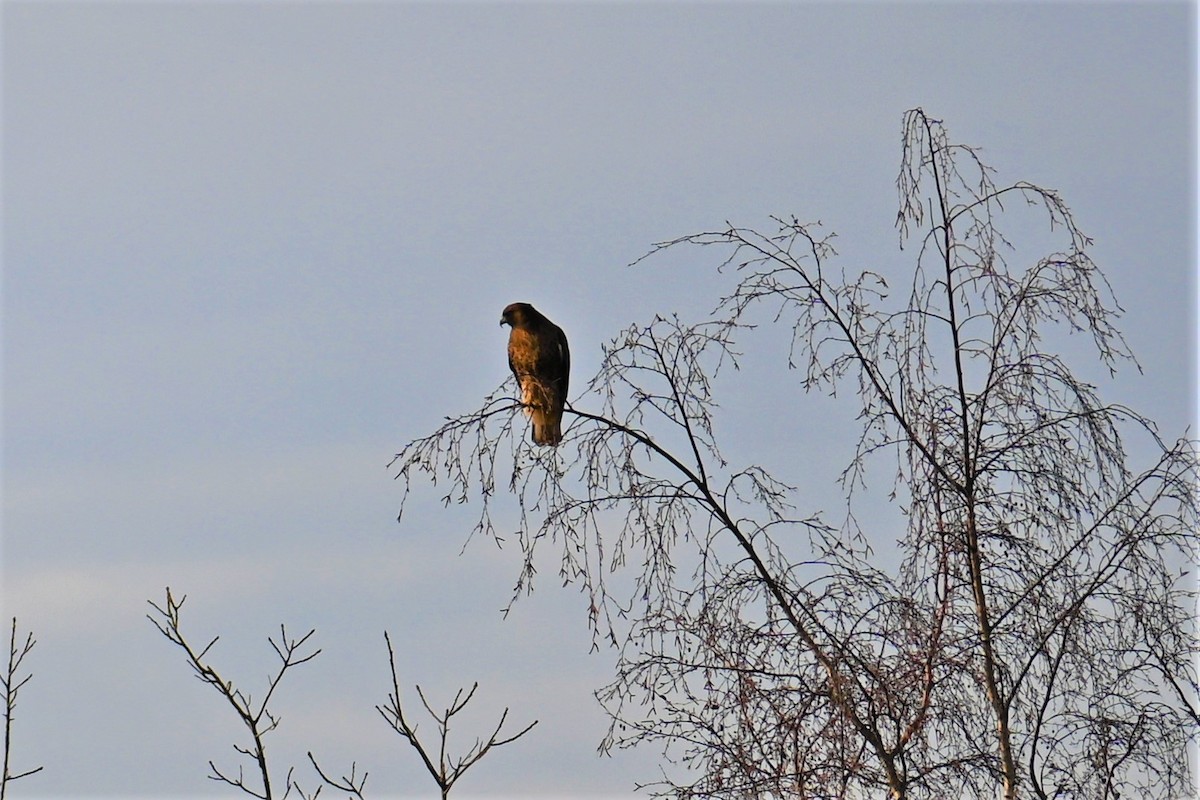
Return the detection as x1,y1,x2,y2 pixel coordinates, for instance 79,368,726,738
522,379,563,446
531,406,563,446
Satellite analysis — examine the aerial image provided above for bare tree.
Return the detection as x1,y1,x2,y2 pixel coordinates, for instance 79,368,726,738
390,109,1198,799
148,588,320,800
1,618,42,800
150,593,537,800
307,631,537,800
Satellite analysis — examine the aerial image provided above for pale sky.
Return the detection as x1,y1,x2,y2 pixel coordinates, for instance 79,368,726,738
2,2,1195,798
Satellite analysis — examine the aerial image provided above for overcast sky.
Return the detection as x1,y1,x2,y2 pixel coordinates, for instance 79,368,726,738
2,3,1195,798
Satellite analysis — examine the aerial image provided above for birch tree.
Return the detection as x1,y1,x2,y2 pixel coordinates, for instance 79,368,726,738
391,109,1198,799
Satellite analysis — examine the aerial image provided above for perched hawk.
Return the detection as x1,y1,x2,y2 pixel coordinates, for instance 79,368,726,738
500,302,570,446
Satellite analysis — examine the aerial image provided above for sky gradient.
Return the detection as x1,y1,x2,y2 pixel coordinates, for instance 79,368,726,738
2,3,1195,797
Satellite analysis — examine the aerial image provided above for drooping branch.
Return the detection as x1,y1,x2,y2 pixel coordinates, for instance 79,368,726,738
390,109,1199,800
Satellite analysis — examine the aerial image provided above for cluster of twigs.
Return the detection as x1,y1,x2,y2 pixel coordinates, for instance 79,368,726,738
388,109,1198,799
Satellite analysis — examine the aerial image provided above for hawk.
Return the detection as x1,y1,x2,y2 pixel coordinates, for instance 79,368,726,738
500,302,570,446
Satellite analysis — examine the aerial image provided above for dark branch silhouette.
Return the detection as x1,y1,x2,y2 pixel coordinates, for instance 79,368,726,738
303,753,368,800
390,109,1198,799
308,631,538,800
1,618,43,800
148,588,320,800
374,631,536,800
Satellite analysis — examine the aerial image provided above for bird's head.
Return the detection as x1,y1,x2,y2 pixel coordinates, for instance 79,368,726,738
500,302,534,328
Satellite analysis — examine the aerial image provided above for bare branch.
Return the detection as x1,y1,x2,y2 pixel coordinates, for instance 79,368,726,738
148,588,320,800
304,752,367,800
390,109,1199,800
1,618,43,800
374,631,537,799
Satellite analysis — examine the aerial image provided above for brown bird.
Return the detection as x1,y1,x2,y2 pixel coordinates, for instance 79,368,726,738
500,302,570,446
